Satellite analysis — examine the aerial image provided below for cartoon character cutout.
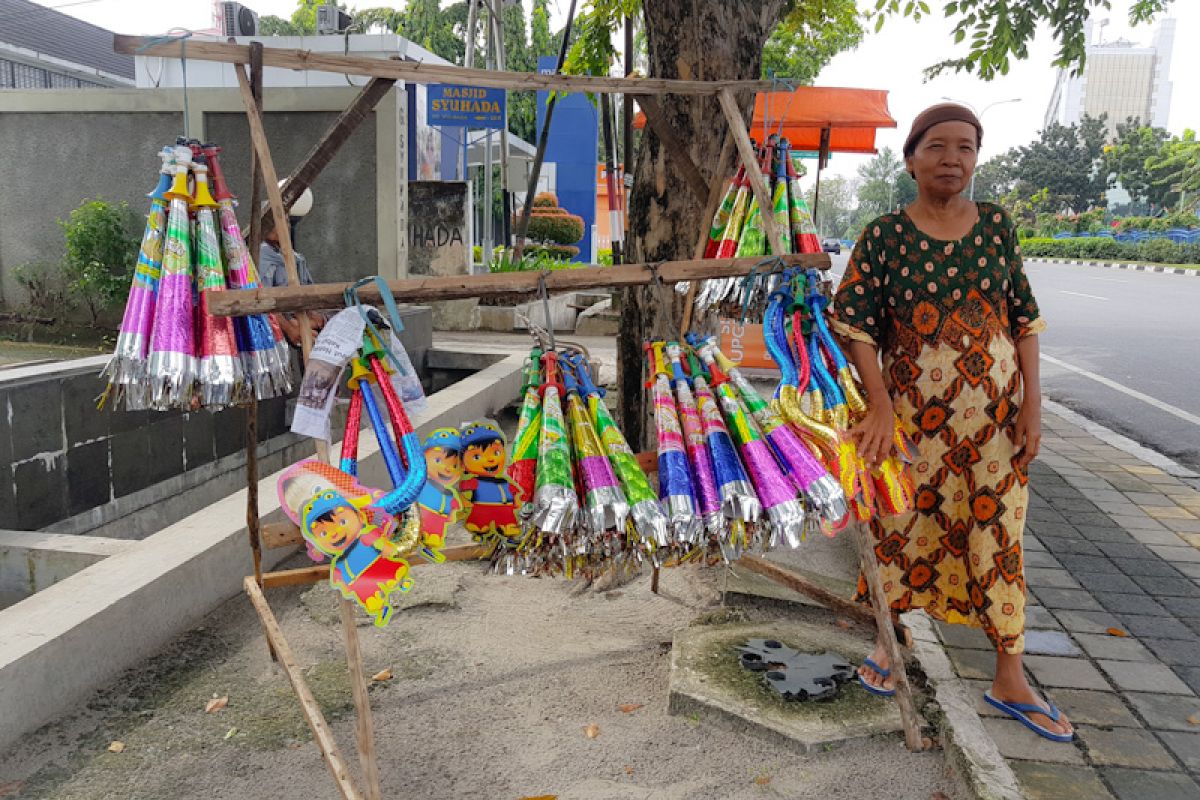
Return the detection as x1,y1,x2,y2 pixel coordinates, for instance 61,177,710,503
278,460,413,627
416,427,464,558
457,420,520,542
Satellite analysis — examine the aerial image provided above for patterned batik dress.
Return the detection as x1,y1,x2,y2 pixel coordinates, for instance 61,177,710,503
830,202,1046,654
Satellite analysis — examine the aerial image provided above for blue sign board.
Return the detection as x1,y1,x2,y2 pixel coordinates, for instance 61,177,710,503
537,57,597,263
428,84,505,128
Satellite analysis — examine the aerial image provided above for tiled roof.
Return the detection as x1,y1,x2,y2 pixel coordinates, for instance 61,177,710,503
0,0,133,79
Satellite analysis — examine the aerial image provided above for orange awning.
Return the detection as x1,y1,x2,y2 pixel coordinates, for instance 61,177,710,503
634,86,896,155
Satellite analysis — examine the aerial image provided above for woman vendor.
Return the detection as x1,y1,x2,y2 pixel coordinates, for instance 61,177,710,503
831,103,1071,742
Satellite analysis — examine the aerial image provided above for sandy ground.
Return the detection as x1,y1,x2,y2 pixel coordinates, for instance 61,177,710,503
1,541,965,800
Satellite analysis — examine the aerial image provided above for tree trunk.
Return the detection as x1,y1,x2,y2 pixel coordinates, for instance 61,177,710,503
617,0,785,447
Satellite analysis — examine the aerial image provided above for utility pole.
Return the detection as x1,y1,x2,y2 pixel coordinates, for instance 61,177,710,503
485,0,511,258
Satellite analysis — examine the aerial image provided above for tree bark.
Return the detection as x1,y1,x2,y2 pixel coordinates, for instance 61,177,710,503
617,0,785,447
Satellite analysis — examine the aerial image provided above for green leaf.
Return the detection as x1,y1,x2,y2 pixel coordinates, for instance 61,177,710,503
875,13,885,32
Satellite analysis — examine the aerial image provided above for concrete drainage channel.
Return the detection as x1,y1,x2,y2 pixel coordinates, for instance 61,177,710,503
0,340,524,754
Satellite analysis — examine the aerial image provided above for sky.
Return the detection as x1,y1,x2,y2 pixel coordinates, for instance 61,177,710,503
37,0,1200,182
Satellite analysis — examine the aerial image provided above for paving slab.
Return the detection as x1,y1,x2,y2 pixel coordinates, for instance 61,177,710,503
1023,630,1081,657
1150,545,1200,563
1044,688,1141,728
1134,575,1200,597
1159,596,1200,617
1126,692,1200,732
1025,567,1083,589
1119,558,1185,578
981,718,1084,765
1103,769,1200,800
947,647,996,681
1073,571,1144,595
1024,551,1064,569
1097,659,1194,695
1032,587,1104,611
1117,613,1195,640
1158,731,1200,771
1127,528,1188,546
1009,762,1114,800
1072,632,1155,662
935,621,993,651
1023,655,1111,690
1078,726,1177,769
1051,609,1125,635
1096,592,1168,616
1141,637,1200,666
667,621,902,753
1023,605,1064,630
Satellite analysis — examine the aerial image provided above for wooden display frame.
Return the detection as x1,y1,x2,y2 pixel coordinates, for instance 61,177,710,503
114,32,926,799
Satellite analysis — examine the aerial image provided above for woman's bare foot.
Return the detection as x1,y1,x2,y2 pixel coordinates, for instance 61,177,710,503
857,639,896,692
991,651,1073,738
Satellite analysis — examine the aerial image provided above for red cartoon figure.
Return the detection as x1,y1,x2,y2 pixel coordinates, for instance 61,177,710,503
416,427,464,558
458,420,520,542
278,460,414,627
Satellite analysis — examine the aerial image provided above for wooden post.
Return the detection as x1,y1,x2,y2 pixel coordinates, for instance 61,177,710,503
679,133,735,338
236,59,382,792
244,43,266,592
339,598,384,800
716,88,788,256
245,578,365,800
851,523,926,751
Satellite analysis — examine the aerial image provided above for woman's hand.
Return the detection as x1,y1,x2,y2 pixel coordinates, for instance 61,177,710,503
1013,397,1042,468
849,398,896,469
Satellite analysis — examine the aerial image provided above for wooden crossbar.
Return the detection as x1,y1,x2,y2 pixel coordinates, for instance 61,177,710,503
203,253,830,317
114,35,781,96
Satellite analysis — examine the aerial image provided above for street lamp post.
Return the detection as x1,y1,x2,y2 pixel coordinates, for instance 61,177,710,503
940,96,1021,200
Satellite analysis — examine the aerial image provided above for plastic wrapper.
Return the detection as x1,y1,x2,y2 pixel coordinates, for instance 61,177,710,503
145,149,197,409
651,344,699,543
192,160,242,408
666,343,723,535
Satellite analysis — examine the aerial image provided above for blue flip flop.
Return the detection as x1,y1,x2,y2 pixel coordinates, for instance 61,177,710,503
984,690,1074,742
857,658,896,697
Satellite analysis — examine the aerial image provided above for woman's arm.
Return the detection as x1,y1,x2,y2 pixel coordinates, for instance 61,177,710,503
846,340,894,469
1013,334,1042,468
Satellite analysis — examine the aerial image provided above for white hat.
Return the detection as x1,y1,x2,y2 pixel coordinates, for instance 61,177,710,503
281,179,314,218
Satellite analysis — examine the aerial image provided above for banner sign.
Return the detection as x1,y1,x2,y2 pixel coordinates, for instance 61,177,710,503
428,84,505,128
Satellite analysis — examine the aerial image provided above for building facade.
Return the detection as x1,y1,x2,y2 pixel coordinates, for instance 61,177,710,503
0,0,134,88
1044,17,1175,138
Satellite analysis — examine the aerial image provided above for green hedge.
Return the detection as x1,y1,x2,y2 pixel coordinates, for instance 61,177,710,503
526,211,585,245
1020,237,1200,265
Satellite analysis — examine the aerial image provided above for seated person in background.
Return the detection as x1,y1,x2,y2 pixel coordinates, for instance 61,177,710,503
258,183,328,346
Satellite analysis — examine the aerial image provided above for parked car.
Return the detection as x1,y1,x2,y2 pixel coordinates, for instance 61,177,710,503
821,238,842,254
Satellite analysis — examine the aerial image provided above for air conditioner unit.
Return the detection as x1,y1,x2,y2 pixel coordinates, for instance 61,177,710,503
316,4,353,34
221,2,259,37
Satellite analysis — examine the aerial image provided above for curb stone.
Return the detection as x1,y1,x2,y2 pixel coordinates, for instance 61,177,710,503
906,612,1025,800
1026,257,1199,276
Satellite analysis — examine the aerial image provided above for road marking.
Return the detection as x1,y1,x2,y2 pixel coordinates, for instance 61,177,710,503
1059,290,1109,300
1041,353,1200,427
1087,276,1127,284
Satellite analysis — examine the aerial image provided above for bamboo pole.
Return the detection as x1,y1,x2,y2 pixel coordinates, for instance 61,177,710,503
244,578,365,800
244,43,266,591
114,35,782,96
204,253,830,317
716,88,788,256
236,59,383,793
851,523,926,751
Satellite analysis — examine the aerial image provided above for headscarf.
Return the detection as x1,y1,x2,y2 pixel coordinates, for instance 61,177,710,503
903,103,983,158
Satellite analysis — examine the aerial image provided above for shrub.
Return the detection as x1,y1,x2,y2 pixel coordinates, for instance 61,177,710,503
59,199,139,324
525,243,581,260
532,191,559,208
526,212,585,246
1019,235,1200,265
1137,238,1188,264
14,262,74,319
597,248,613,266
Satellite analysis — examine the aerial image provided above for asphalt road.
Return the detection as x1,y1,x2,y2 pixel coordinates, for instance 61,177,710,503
827,252,1200,472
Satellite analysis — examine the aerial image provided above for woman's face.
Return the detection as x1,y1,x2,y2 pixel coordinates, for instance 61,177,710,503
905,120,979,199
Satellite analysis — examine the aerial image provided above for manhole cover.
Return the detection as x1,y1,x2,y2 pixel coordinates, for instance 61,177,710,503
737,638,854,701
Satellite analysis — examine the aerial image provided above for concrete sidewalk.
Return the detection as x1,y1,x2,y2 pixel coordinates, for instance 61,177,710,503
936,406,1200,799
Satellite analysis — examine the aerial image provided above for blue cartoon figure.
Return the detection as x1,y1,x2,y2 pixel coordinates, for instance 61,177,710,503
458,420,520,542
416,427,464,558
279,460,414,627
